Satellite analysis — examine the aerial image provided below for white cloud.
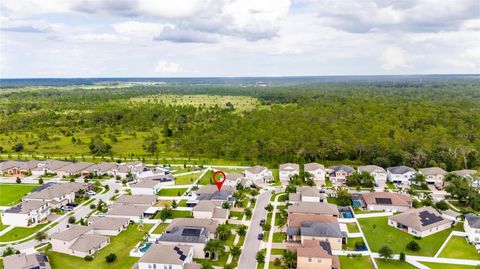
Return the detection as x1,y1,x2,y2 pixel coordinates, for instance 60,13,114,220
113,21,172,40
155,61,183,74
67,33,129,43
380,47,412,70
446,47,480,69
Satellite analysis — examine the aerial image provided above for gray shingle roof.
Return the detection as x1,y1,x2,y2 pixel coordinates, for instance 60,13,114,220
465,213,480,229
69,234,109,252
245,165,268,174
300,222,343,238
304,162,325,172
279,163,299,172
50,225,92,241
387,166,416,174
329,165,355,173
139,244,192,265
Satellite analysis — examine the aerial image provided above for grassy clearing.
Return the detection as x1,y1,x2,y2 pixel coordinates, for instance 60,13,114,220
343,237,365,250
359,216,462,256
386,182,397,189
157,188,187,196
130,94,260,113
339,255,372,269
152,210,192,219
174,172,201,185
0,183,41,206
47,224,152,269
197,170,214,185
272,232,285,243
420,262,478,269
347,222,360,233
0,216,9,232
375,259,416,269
325,178,333,187
439,236,480,260
0,222,49,242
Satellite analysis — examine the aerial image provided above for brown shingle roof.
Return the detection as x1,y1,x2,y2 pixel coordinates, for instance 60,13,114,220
361,192,411,207
288,213,338,228
304,163,325,172
50,225,92,241
389,206,452,232
287,202,339,216
358,165,386,174
139,244,192,265
116,195,157,205
280,163,300,172
419,167,447,176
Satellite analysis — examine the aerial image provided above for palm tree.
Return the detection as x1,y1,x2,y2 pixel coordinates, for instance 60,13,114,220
204,240,225,260
230,246,241,257
236,225,247,237
282,250,296,269
35,231,48,243
216,224,231,241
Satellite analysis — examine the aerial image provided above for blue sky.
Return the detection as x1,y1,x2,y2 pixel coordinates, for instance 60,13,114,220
0,0,479,78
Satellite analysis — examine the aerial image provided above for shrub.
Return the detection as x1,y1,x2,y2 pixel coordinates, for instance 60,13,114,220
16,177,21,184
84,255,93,261
89,204,95,209
435,200,449,211
407,240,421,251
354,241,366,249
399,252,405,261
68,216,76,224
105,253,117,263
274,258,281,266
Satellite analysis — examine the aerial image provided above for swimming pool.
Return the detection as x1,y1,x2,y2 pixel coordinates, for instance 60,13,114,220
140,242,153,253
352,200,361,207
342,212,353,218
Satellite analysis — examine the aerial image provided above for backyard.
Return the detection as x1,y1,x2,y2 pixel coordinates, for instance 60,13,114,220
0,183,41,206
420,262,478,269
439,235,480,260
358,216,462,256
0,222,49,242
339,255,373,269
173,172,201,185
157,188,188,196
47,224,152,269
375,259,416,269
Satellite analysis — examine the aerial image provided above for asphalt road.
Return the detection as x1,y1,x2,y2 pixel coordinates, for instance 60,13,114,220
238,190,272,269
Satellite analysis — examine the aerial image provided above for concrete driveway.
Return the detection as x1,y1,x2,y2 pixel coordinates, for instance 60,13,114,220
238,190,272,269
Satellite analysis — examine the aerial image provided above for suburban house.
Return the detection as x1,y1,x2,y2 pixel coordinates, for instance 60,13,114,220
158,218,218,259
50,225,110,257
357,165,387,183
441,209,461,222
286,213,344,250
55,162,95,177
31,160,71,176
105,204,151,222
130,179,164,195
225,172,248,187
328,166,355,184
187,185,236,207
279,163,300,181
88,216,130,236
419,167,447,185
452,169,479,187
304,162,326,181
294,240,340,269
358,192,412,212
136,167,169,179
287,202,339,217
116,194,158,206
192,200,229,224
23,182,89,208
119,161,147,178
86,162,118,177
388,206,453,237
1,200,50,227
464,213,480,249
0,160,41,176
244,165,273,183
135,244,201,269
289,187,326,204
386,166,416,185
3,252,52,269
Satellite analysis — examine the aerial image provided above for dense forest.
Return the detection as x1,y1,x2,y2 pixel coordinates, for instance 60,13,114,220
0,77,479,170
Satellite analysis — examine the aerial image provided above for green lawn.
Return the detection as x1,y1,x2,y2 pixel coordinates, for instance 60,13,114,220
152,210,192,219
420,262,479,269
0,183,41,206
0,222,49,242
151,223,169,234
275,212,285,226
339,255,372,269
439,236,480,260
343,237,365,251
327,197,341,205
270,192,287,202
271,169,280,186
197,170,214,185
272,232,285,243
157,188,187,196
47,224,152,269
174,172,200,185
358,216,461,256
325,178,333,188
347,222,360,233
229,211,244,220
386,182,396,189
375,259,416,269
0,216,9,232
177,199,187,207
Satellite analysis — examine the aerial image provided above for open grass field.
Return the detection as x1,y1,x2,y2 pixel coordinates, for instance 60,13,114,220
47,224,152,269
375,259,416,269
197,170,214,185
173,172,201,185
130,94,261,113
439,235,480,260
0,222,49,242
157,188,187,196
339,255,373,269
0,183,40,206
420,262,478,269
358,216,462,256
343,237,365,251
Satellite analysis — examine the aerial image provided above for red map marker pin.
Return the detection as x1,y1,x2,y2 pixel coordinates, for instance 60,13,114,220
212,170,226,191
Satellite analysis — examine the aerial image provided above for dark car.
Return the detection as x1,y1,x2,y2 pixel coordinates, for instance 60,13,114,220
260,219,265,226
257,233,264,240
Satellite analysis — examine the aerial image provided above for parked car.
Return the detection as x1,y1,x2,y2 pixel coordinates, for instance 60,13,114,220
87,191,97,196
257,233,264,240
260,219,265,226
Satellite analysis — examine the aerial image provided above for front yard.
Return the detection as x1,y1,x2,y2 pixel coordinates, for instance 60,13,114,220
339,255,372,269
47,224,153,269
439,235,480,260
375,259,416,269
173,172,201,185
151,223,169,234
420,262,479,269
0,183,40,206
358,216,462,256
0,222,49,242
346,222,360,233
157,188,187,196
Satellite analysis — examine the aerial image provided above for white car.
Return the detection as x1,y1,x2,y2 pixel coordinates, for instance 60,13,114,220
87,191,97,196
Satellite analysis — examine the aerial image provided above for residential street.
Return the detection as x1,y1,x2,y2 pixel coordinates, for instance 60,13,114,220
0,180,120,253
238,190,272,269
